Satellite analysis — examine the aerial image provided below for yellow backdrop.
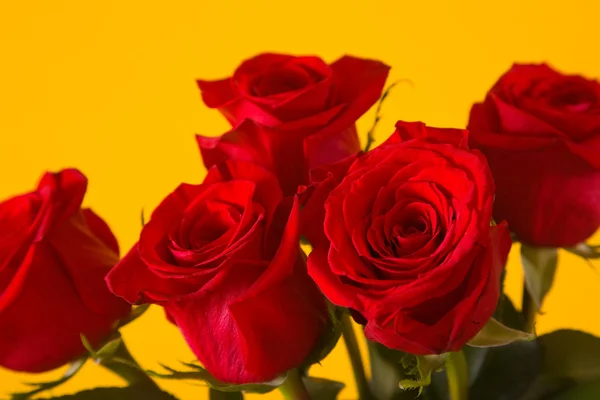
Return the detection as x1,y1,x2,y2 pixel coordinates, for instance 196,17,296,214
1,0,599,398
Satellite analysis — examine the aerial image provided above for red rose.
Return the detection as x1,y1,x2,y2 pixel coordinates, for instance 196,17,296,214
197,53,390,195
468,64,600,247
304,121,512,354
0,169,130,372
106,161,329,384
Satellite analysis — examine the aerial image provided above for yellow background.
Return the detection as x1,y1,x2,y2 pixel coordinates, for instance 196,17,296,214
1,0,599,398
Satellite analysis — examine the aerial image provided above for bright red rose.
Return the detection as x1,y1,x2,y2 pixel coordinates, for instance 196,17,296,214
0,169,130,372
106,161,329,384
304,121,512,355
197,53,390,195
469,64,600,247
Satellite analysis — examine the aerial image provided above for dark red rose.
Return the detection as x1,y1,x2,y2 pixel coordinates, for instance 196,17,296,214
304,121,512,355
0,169,130,372
468,64,600,247
197,53,390,195
106,161,329,384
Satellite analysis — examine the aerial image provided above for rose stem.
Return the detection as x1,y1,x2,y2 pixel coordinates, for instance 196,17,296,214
445,350,468,400
340,312,374,400
521,284,537,332
279,369,311,400
101,341,159,387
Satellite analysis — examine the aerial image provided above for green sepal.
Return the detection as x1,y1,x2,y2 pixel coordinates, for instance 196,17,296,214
520,244,559,311
468,317,534,348
301,302,343,369
398,354,447,394
81,333,124,364
10,357,87,400
302,376,345,400
565,242,600,259
147,362,285,394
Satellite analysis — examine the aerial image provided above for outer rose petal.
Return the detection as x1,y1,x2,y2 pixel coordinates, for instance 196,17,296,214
0,243,120,372
302,154,357,247
197,121,276,184
82,209,120,255
229,256,328,381
474,139,600,246
307,245,361,310
35,169,88,241
164,199,327,383
303,125,360,172
106,245,198,304
390,120,469,149
48,211,130,318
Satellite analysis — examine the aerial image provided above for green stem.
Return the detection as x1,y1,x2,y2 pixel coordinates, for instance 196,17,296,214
279,369,311,400
521,284,537,333
102,342,158,387
446,351,468,400
341,312,373,400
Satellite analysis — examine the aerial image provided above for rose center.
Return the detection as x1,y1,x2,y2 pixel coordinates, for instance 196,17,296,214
252,67,312,97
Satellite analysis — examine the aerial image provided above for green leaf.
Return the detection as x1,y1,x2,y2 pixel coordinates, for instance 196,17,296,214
468,318,534,347
520,376,574,400
36,384,178,400
209,388,243,400
520,245,559,311
148,363,285,394
302,377,345,400
550,379,600,400
469,339,542,400
538,330,600,383
10,357,87,400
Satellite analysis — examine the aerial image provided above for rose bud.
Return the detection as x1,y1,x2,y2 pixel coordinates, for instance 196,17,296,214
304,121,512,354
0,169,130,372
468,64,600,247
106,161,329,384
197,53,390,195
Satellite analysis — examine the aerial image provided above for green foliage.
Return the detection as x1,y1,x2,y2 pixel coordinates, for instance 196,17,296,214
302,377,345,400
148,362,285,394
10,358,87,400
520,245,559,311
36,384,177,400
467,317,534,348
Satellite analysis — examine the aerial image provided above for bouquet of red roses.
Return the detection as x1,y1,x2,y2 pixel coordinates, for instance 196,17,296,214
1,54,599,400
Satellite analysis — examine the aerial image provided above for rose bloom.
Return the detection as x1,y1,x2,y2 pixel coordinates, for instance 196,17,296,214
197,53,390,195
106,161,328,384
469,64,600,247
304,121,512,354
0,169,130,372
